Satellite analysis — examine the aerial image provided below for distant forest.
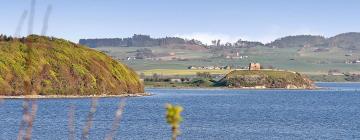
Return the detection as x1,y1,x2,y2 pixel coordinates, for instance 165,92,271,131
79,32,360,51
79,34,204,48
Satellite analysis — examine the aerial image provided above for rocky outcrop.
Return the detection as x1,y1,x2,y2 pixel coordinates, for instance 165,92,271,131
216,70,315,89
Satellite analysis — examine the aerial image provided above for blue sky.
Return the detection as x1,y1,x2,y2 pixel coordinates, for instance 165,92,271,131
0,0,360,44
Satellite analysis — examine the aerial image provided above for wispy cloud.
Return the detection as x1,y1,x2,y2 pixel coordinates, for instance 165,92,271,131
174,27,322,45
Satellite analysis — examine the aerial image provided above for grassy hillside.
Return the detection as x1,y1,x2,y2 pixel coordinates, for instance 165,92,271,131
217,70,314,89
0,35,143,96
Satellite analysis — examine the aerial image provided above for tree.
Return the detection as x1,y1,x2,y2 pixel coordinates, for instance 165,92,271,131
152,73,160,81
211,40,217,46
216,39,221,46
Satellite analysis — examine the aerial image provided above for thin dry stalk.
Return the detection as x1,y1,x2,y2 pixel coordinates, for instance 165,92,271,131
41,5,52,35
105,98,127,140
171,127,177,140
81,98,98,140
16,100,38,140
17,0,37,139
27,0,35,35
24,100,38,140
17,100,30,140
0,97,3,104
14,10,28,37
68,105,76,140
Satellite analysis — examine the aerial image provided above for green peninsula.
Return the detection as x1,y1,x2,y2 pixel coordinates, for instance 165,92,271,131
0,35,144,96
216,70,315,89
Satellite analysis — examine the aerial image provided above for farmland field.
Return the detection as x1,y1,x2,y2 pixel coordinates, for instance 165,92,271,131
94,46,360,76
139,69,233,76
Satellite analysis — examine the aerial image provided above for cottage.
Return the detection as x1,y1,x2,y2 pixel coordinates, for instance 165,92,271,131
249,63,261,70
170,78,182,83
188,66,198,69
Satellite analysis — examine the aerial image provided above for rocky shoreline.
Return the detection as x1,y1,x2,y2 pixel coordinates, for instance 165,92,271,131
0,93,151,99
145,85,318,90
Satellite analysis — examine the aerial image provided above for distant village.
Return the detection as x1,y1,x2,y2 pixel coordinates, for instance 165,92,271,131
141,63,264,84
188,63,261,71
188,66,232,70
222,52,249,59
345,59,360,64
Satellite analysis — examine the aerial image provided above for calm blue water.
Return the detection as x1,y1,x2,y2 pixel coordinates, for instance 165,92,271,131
1,83,360,140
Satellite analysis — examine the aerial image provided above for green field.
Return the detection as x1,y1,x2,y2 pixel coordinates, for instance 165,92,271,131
94,46,360,75
139,69,232,76
95,46,213,60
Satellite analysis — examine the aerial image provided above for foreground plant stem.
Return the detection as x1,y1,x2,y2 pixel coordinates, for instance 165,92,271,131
105,98,126,140
81,98,98,140
165,104,183,140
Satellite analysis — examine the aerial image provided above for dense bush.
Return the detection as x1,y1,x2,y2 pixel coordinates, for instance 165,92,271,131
0,35,144,96
216,70,314,89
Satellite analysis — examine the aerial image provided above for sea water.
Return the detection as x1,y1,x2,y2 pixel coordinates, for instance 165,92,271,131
0,83,360,140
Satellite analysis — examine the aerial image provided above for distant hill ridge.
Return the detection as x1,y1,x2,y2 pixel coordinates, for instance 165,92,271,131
79,32,360,50
79,34,205,50
266,32,360,50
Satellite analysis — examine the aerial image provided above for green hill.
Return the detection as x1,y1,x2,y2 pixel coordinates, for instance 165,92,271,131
266,32,360,50
327,32,360,50
0,35,144,96
266,35,326,48
217,70,315,89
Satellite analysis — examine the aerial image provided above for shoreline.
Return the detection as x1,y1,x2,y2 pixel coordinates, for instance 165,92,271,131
0,93,151,99
145,81,360,90
315,81,360,83
145,86,319,90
